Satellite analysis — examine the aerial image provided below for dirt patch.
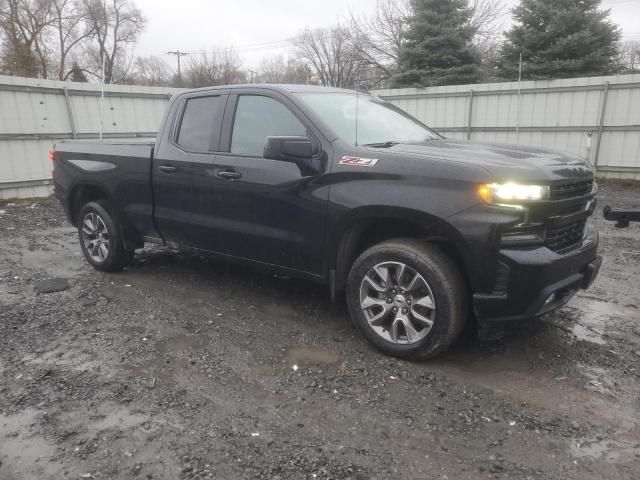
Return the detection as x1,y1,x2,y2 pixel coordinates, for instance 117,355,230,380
0,185,639,479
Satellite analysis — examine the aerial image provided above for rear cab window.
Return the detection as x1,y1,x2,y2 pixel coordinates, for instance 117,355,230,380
176,96,223,152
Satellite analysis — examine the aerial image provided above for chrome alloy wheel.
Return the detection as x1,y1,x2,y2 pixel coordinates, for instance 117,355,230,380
359,261,436,345
81,212,110,263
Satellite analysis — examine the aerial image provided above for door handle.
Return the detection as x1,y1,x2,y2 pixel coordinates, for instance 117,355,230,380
158,165,177,174
217,170,242,180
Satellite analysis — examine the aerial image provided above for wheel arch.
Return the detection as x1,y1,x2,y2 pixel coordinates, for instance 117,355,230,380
328,206,471,296
68,183,110,227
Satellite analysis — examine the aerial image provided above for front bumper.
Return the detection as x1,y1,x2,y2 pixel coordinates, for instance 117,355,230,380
473,222,600,329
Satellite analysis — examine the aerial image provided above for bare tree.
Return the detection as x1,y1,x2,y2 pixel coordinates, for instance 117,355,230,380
617,40,640,72
0,0,38,75
258,54,286,83
1,0,147,81
182,47,245,88
293,26,359,88
258,54,308,84
0,33,39,76
467,0,504,35
127,54,172,86
0,0,55,78
217,47,245,85
348,0,410,77
467,0,505,65
81,0,144,83
51,0,93,80
183,50,217,88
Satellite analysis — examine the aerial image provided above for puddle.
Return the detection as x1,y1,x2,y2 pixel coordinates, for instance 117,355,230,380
155,334,210,354
21,248,84,278
437,346,532,374
578,299,620,320
580,365,617,396
3,229,84,278
255,302,300,322
0,408,60,476
425,341,633,426
0,407,41,437
58,403,149,436
566,298,628,345
570,438,640,464
24,347,112,376
287,346,339,365
91,407,148,431
571,324,606,345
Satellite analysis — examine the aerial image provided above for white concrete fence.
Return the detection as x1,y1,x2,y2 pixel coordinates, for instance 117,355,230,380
0,75,180,199
1,73,639,199
373,74,640,181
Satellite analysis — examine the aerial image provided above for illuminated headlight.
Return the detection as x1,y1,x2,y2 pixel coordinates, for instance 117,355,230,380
478,182,549,204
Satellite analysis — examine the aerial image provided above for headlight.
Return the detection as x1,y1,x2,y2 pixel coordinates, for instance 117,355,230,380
478,182,549,204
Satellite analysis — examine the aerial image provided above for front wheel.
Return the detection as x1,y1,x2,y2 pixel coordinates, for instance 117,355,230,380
78,201,127,272
346,239,468,360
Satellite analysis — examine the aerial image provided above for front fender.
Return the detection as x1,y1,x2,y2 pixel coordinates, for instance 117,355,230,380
325,205,473,292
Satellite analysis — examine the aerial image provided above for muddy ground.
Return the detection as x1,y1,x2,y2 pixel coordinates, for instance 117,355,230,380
0,182,639,480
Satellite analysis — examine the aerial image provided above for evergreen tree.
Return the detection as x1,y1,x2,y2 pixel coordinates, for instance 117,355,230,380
0,37,39,77
393,0,480,87
496,0,621,80
69,62,88,82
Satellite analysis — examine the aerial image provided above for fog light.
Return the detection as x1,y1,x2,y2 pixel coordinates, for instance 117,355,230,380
501,231,544,246
544,293,557,306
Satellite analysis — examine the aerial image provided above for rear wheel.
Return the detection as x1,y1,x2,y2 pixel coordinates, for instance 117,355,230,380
346,239,468,359
78,202,127,272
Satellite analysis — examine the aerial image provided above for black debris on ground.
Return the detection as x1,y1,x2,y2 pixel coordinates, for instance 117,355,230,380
34,277,70,294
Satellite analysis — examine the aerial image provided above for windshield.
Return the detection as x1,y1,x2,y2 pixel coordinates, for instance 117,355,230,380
296,93,440,146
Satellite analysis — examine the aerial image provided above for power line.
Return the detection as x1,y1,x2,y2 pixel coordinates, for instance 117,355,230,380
173,37,296,56
157,30,345,57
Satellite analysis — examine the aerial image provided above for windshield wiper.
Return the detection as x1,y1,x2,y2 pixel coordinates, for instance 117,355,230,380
362,141,400,148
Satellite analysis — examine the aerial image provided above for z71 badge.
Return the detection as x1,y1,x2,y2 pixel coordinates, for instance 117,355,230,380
339,156,379,167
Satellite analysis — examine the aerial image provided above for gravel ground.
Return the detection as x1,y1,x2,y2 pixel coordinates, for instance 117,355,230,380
0,182,639,480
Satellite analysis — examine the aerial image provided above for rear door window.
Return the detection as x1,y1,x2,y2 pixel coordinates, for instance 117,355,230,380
177,96,223,152
230,95,307,156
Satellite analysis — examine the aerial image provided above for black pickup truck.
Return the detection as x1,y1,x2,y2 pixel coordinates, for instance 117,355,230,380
52,84,601,359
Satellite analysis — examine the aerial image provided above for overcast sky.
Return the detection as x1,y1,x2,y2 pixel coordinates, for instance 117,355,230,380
134,0,640,70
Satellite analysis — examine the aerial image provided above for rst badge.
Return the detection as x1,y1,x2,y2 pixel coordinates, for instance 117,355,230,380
339,156,379,167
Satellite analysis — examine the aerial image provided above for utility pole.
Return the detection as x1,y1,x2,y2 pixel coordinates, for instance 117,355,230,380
516,52,523,143
100,54,105,140
167,50,189,86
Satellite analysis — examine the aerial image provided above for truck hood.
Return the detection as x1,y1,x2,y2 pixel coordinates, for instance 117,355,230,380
371,139,594,182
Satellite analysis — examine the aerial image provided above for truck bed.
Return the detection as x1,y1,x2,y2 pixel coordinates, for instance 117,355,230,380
53,138,158,239
56,138,155,158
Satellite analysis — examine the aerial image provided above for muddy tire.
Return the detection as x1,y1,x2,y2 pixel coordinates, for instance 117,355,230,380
346,239,468,360
77,201,127,272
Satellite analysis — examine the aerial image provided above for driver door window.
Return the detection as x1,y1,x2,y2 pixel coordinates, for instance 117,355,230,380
230,95,306,156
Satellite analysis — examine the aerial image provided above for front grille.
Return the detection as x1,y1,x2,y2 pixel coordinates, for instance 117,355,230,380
545,220,586,253
550,180,593,200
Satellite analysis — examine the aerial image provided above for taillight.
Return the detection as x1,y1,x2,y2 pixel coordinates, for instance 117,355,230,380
50,150,56,180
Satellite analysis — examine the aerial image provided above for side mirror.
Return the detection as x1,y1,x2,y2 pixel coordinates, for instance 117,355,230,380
264,136,314,161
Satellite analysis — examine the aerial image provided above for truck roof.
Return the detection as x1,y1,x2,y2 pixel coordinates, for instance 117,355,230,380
183,84,362,95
